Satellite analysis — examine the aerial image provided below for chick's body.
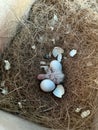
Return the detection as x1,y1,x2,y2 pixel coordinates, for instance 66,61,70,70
38,60,65,84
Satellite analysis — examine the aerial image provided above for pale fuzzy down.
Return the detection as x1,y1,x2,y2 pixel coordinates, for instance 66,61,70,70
37,69,64,84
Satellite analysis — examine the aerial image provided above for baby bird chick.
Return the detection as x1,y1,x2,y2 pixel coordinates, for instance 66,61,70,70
37,61,65,84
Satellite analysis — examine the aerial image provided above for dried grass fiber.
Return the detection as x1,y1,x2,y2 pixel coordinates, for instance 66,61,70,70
0,0,98,130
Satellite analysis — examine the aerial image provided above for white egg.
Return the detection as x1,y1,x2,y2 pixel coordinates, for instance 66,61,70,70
40,79,55,92
50,60,62,71
53,84,65,98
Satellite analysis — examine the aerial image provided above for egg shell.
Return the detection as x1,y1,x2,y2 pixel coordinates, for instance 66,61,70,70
40,79,55,92
31,45,36,50
81,110,90,118
53,84,65,98
57,54,62,62
40,61,46,65
69,49,77,57
4,60,11,70
52,48,58,57
50,60,62,71
1,88,8,95
52,47,64,57
53,14,58,21
75,108,82,113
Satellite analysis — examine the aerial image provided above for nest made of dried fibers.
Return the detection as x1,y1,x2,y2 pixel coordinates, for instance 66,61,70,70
0,0,98,130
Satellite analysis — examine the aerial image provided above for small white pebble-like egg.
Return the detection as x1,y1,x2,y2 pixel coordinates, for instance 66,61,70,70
69,49,77,57
50,60,62,71
40,79,55,92
53,84,65,98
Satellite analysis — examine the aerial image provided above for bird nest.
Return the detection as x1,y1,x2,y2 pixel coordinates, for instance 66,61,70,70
0,0,98,129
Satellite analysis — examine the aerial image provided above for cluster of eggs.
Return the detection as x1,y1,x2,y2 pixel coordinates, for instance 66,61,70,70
38,47,65,98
